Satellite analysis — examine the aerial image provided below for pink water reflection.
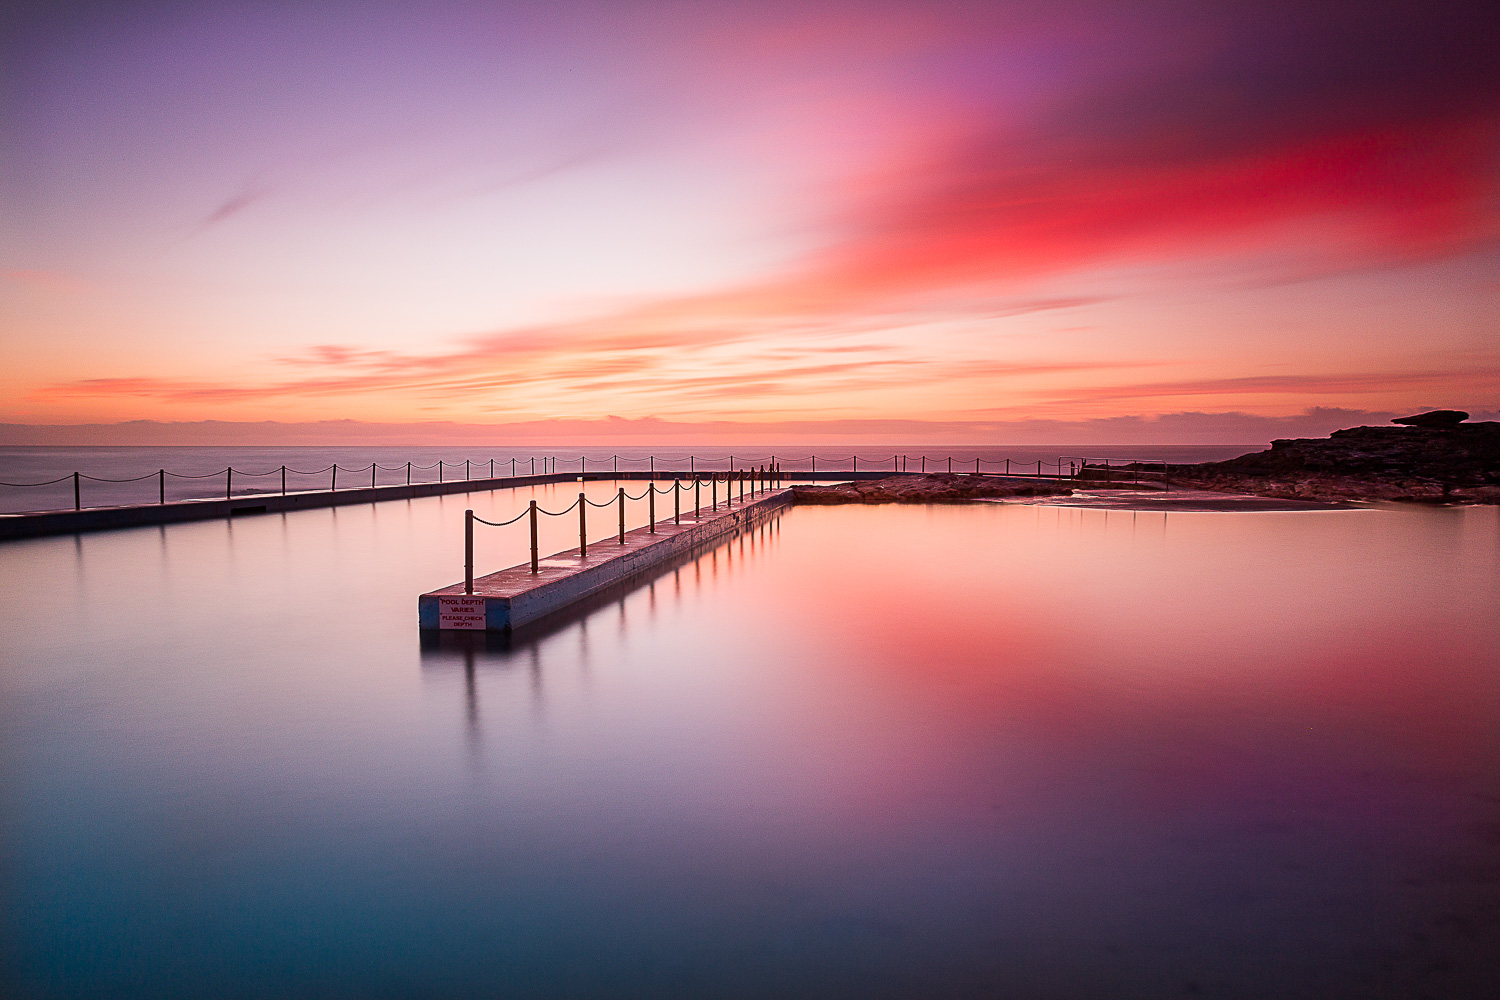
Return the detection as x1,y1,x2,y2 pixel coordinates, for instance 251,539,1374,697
3,495,1498,996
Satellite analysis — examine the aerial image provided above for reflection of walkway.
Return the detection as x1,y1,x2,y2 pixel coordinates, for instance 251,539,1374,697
419,512,783,737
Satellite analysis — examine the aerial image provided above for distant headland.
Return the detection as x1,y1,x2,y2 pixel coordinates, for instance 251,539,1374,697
1162,411,1500,504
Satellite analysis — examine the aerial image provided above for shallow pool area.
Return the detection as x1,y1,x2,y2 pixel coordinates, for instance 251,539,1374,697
3,491,1499,998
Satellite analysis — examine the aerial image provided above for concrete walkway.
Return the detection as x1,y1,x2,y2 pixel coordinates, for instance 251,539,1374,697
419,489,792,632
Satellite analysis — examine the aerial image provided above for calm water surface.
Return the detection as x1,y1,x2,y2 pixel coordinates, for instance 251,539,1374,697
2,487,1498,998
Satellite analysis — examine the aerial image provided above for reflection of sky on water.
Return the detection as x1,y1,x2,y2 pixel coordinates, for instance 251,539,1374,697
2,494,1498,997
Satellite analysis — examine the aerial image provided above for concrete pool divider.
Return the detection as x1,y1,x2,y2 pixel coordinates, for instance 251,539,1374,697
418,488,793,632
0,470,907,541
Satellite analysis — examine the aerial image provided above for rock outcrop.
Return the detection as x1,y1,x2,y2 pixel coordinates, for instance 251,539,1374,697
792,474,1071,505
1158,421,1500,504
1392,409,1468,428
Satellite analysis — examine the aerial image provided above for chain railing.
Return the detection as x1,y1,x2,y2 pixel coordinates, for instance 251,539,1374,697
461,465,784,593
0,452,1175,514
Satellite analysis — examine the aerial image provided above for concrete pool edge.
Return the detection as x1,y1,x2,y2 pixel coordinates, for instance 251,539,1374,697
0,471,916,540
419,489,793,632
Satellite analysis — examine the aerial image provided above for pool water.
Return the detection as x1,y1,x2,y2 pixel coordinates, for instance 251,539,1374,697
3,491,1498,997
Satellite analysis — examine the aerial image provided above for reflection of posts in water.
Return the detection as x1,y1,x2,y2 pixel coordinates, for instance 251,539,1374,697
463,646,479,740
530,643,543,703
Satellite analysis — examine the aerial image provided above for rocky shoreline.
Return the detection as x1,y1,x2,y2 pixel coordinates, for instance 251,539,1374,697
1154,417,1500,505
788,416,1499,506
792,474,1071,505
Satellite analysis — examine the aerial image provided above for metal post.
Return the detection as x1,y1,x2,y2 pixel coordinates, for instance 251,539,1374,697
282,465,287,495
921,455,925,473
406,461,411,485
227,467,233,499
947,456,952,473
512,458,517,477
161,469,167,504
712,475,718,511
332,465,337,491
650,455,654,474
853,455,857,473
691,456,695,474
695,478,701,517
439,462,443,484
674,480,680,524
812,455,816,474
464,509,474,594
489,458,494,478
530,457,535,475
529,501,539,573
371,463,376,489
976,458,981,474
466,459,470,481
649,486,656,533
581,456,586,474
617,487,625,543
73,471,80,510
579,493,587,556
1006,458,1010,475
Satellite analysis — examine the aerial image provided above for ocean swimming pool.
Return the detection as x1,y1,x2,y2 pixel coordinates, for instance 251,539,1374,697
3,492,1498,997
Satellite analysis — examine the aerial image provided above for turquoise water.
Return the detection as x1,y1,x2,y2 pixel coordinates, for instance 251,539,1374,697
2,490,1498,997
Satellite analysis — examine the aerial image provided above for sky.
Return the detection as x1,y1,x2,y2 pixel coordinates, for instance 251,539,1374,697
1,0,1497,444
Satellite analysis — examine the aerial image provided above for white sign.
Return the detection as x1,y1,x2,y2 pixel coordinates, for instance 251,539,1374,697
438,595,487,630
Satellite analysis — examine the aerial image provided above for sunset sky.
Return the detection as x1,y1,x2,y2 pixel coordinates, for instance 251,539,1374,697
2,0,1496,443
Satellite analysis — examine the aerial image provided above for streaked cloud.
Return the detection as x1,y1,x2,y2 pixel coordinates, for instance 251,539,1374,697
3,1,1497,433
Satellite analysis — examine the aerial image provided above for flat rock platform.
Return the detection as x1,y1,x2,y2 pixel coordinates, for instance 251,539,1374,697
419,488,791,632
